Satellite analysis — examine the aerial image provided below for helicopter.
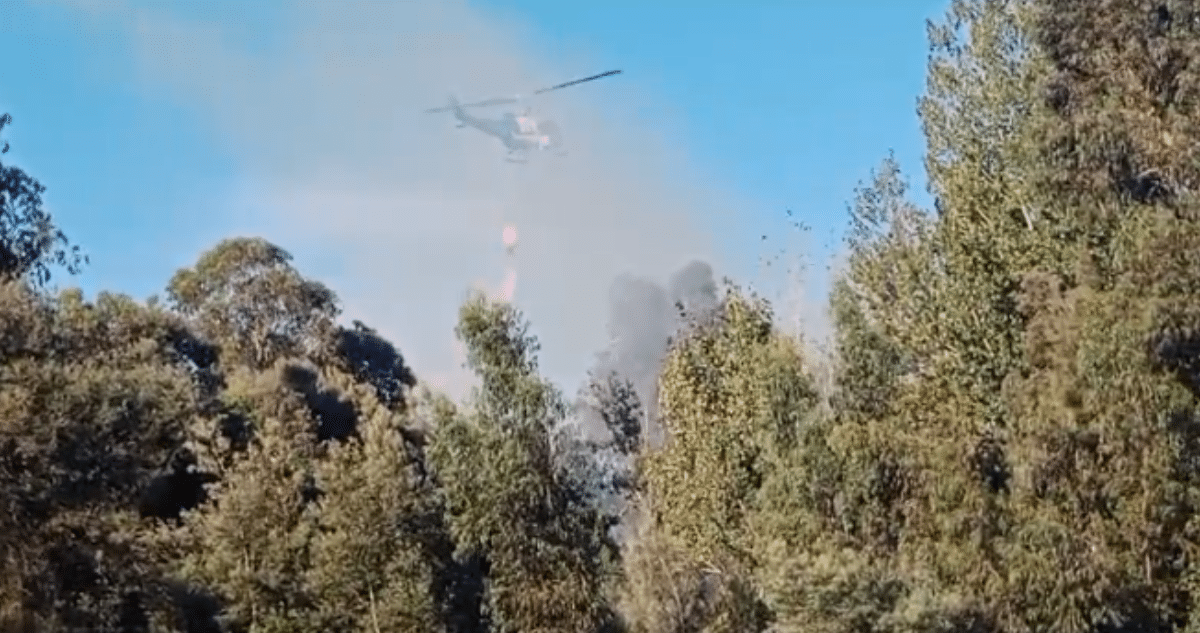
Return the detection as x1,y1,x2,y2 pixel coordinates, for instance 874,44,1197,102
424,69,622,163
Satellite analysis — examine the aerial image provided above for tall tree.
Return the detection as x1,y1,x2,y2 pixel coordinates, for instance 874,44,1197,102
0,285,202,632
166,238,339,372
631,286,817,633
428,292,619,633
814,1,1200,631
304,371,444,632
162,237,438,632
0,113,86,289
170,360,326,633
992,1,1200,630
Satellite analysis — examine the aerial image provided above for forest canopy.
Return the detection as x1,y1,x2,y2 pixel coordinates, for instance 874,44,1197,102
5,1,1200,632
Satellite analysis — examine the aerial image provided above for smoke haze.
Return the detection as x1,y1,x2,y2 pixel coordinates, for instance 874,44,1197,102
47,0,795,402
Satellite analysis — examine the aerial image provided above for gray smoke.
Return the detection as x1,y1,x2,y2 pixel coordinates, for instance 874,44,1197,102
48,0,737,403
580,260,718,448
559,259,719,541
668,260,720,321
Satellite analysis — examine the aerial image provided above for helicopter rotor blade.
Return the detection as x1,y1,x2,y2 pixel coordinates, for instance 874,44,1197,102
459,96,520,108
533,69,622,95
425,69,619,113
425,96,520,113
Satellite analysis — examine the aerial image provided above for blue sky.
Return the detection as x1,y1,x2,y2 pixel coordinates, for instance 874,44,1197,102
0,0,945,395
474,0,943,218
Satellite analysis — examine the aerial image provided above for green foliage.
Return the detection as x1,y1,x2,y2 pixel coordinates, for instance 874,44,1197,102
166,238,339,371
334,320,417,411
430,292,618,633
0,283,198,631
649,289,811,561
168,359,441,632
0,114,86,289
631,286,818,633
789,2,1200,632
11,0,1200,630
171,361,324,633
305,381,442,632
160,239,443,632
618,521,766,633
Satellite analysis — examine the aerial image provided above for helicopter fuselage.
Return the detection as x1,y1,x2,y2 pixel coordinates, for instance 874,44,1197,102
427,69,616,160
450,102,555,158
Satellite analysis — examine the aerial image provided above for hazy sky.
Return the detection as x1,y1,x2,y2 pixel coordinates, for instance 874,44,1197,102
0,0,944,397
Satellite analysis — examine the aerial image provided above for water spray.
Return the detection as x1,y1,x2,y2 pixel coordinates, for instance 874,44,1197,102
499,223,518,302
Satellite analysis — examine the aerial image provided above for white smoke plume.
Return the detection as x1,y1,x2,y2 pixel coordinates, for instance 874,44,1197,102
36,0,836,409
41,0,761,402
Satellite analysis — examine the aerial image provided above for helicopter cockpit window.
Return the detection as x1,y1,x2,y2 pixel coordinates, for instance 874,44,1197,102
515,117,536,135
